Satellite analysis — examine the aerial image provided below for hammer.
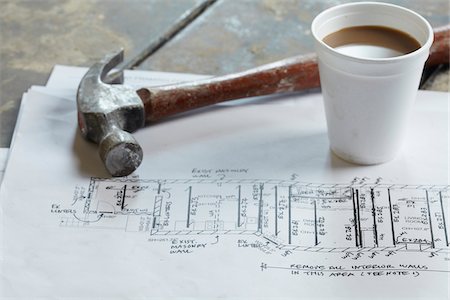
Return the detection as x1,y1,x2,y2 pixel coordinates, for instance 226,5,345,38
77,25,449,177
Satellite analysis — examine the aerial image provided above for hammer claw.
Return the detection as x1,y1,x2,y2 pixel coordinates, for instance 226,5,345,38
100,49,125,84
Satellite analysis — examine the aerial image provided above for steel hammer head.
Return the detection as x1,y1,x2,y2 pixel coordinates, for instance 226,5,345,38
77,50,145,177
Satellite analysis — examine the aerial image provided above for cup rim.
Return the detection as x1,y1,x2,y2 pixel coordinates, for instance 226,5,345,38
311,1,434,64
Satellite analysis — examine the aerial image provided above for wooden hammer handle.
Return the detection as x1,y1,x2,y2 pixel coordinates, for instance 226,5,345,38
427,24,450,67
137,53,319,122
138,25,449,122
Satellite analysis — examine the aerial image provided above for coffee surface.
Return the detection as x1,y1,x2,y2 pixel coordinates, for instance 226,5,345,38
322,26,421,58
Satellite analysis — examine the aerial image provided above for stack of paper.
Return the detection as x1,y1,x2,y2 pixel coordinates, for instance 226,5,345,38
0,65,448,299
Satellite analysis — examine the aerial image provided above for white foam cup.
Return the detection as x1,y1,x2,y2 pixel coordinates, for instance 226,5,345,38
311,2,433,164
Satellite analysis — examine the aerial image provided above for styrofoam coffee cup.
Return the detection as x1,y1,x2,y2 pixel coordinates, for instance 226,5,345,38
311,2,433,164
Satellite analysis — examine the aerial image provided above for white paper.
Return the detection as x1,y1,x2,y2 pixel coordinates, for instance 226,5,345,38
0,66,449,299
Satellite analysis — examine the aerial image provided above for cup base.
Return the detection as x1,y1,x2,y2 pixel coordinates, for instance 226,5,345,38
330,146,398,165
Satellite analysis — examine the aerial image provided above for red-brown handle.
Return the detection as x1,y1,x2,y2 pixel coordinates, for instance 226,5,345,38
138,25,449,122
427,24,450,67
137,53,319,121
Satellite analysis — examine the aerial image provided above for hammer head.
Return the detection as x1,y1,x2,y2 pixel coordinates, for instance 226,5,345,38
77,50,145,177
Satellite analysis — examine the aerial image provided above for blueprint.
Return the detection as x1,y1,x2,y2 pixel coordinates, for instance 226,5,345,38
0,66,448,299
63,176,449,258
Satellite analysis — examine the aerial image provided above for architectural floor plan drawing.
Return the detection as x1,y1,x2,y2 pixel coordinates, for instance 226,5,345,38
57,177,449,258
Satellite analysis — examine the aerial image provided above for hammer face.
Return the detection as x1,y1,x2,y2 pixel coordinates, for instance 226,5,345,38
99,129,143,177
